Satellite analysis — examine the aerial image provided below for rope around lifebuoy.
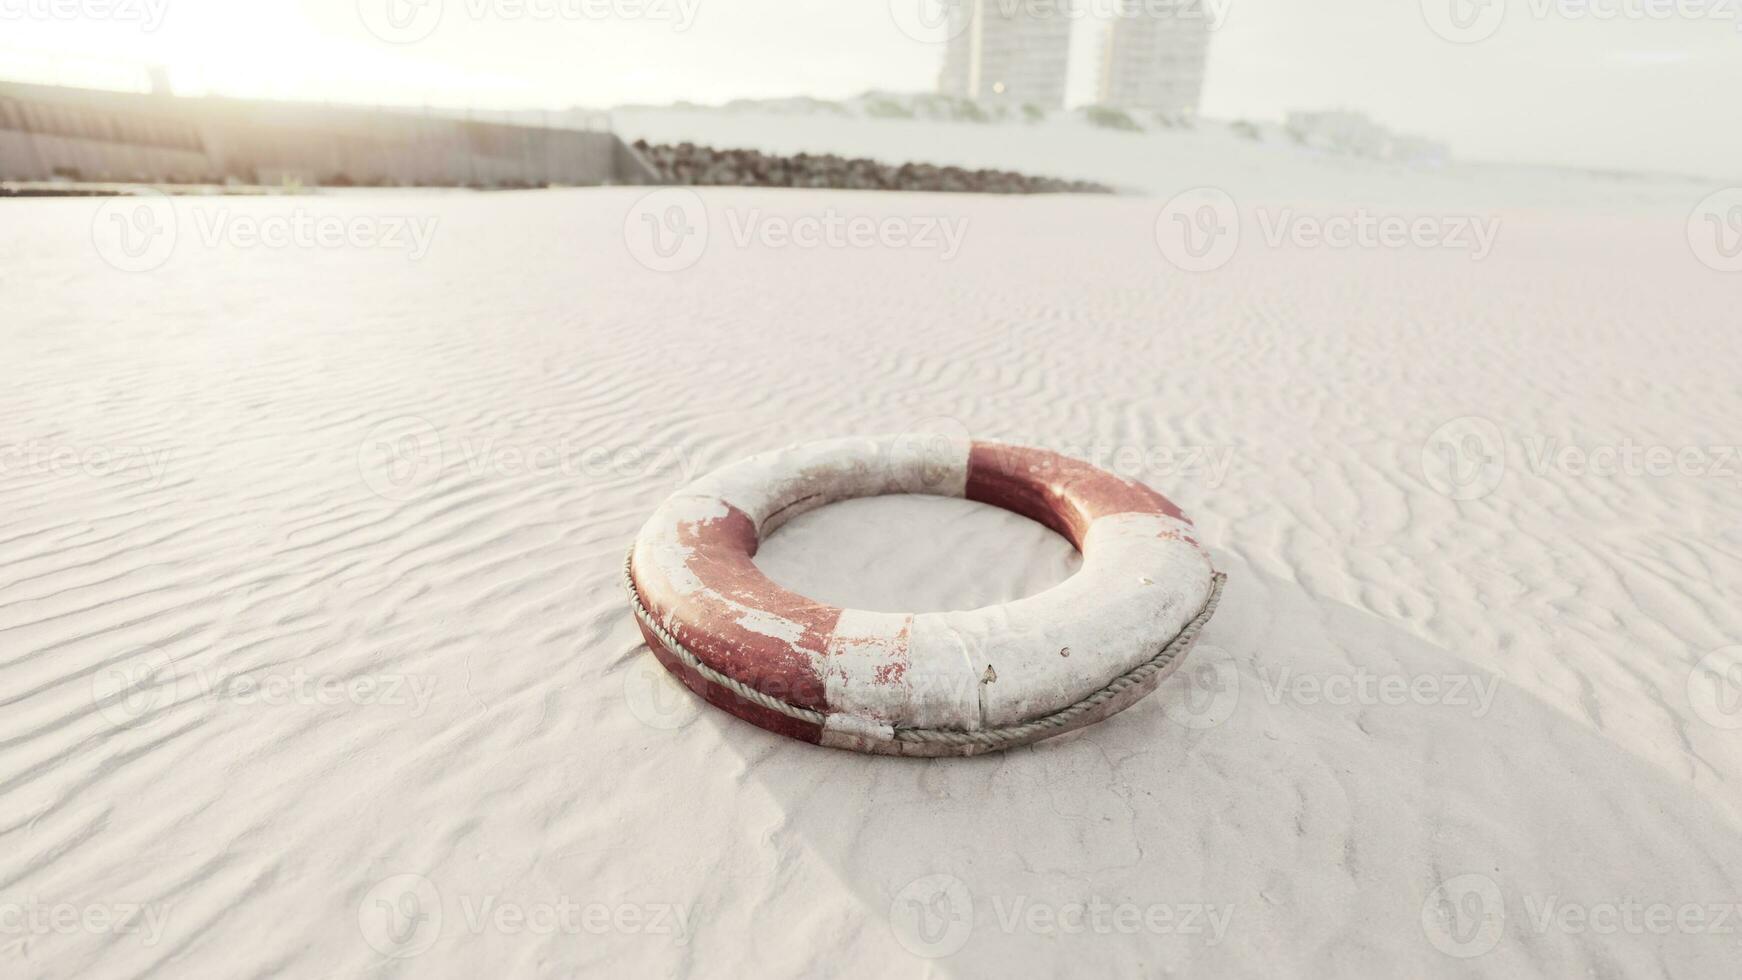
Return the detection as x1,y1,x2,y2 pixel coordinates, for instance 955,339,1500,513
623,547,1227,749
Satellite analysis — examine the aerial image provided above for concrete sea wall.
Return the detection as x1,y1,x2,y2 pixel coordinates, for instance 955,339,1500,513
0,81,657,188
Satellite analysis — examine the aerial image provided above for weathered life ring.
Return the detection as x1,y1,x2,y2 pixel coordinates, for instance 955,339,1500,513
625,436,1224,756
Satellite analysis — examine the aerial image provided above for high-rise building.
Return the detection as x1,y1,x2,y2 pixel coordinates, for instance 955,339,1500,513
938,1,1073,111
1097,4,1212,118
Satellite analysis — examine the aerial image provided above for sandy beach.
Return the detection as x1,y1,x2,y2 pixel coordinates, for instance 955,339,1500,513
3,181,1740,977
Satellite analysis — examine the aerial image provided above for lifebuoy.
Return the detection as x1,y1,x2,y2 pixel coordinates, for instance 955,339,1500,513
626,436,1224,756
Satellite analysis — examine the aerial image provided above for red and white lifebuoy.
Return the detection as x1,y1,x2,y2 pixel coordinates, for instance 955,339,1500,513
625,436,1224,756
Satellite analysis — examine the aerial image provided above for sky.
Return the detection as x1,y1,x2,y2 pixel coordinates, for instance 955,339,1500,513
0,0,1737,176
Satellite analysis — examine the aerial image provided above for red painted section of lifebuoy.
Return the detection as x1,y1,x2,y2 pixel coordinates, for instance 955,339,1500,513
634,618,827,743
964,443,1187,548
630,501,839,722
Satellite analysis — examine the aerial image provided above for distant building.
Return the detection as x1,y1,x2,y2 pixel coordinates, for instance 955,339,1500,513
939,1,1073,111
1097,3,1212,118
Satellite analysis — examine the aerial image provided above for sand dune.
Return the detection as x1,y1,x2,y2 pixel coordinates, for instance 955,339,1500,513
2,183,1739,977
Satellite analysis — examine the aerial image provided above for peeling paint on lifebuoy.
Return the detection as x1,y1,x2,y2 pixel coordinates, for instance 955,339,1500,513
626,436,1220,755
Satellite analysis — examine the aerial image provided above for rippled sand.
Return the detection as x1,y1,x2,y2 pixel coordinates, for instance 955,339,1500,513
2,185,1739,977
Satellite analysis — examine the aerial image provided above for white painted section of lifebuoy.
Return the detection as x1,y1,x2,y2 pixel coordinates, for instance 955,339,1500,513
822,513,1213,732
821,607,982,733
632,433,972,621
680,435,971,536
819,711,897,751
904,513,1214,728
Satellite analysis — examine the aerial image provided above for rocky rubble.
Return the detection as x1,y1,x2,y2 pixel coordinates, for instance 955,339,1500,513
631,140,1110,194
